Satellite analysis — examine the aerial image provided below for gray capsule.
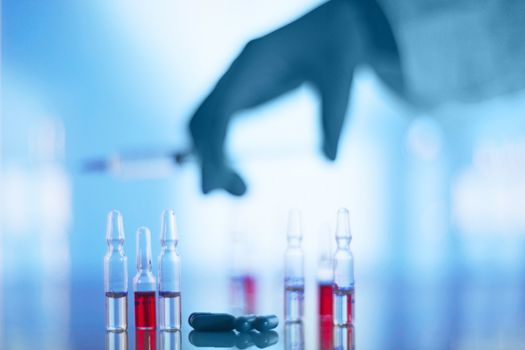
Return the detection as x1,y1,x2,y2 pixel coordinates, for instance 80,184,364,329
235,315,257,333
253,315,279,332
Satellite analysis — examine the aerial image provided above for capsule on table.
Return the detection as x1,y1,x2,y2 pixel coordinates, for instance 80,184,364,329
253,315,279,332
234,315,256,333
189,312,236,331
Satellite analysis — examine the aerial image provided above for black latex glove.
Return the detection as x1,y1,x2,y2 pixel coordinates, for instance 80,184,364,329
189,0,401,196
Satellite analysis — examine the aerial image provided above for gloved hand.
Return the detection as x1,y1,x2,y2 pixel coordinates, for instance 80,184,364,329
189,0,401,196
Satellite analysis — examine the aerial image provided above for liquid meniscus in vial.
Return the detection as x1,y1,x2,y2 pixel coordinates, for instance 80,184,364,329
135,291,156,329
285,285,304,322
105,291,128,331
159,291,181,330
333,286,354,326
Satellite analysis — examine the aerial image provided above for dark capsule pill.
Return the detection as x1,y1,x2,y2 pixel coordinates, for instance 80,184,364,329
253,315,279,332
188,312,236,331
234,315,257,333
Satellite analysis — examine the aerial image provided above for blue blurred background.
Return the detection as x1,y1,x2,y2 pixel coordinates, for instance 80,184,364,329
3,1,525,349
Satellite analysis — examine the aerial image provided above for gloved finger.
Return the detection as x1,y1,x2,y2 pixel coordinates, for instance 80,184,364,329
201,162,247,196
304,1,359,161
318,69,354,161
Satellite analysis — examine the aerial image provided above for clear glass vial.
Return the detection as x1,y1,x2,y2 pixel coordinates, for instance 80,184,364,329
284,209,304,322
104,210,128,331
133,227,157,329
158,209,182,330
333,208,355,326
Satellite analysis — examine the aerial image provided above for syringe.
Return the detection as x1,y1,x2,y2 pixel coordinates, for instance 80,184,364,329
81,148,193,179
81,145,312,179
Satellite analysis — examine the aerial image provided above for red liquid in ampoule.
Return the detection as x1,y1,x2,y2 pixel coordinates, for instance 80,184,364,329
134,291,156,329
319,283,334,350
319,283,333,319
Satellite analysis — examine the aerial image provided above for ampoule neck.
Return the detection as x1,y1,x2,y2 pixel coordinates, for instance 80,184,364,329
335,208,352,248
161,240,177,251
287,236,302,247
336,237,351,250
108,240,125,252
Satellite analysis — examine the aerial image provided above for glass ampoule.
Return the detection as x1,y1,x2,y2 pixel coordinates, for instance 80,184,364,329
333,208,355,326
284,209,304,323
317,223,334,350
317,223,334,322
229,230,256,315
133,227,157,329
104,210,128,331
158,209,182,330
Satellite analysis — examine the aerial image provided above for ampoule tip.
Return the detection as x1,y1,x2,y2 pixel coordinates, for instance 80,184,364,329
335,208,351,239
136,226,153,270
160,209,177,241
106,209,124,240
287,209,302,239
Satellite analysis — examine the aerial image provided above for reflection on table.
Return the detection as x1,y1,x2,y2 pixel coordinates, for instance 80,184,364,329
160,330,181,350
333,325,355,350
106,330,128,350
284,321,304,350
189,330,279,348
136,329,156,350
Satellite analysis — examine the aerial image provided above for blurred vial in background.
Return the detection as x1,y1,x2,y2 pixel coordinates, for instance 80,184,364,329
105,330,128,350
229,230,257,315
284,210,304,323
333,208,355,327
158,209,182,330
133,227,157,330
104,210,128,331
1,117,72,349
